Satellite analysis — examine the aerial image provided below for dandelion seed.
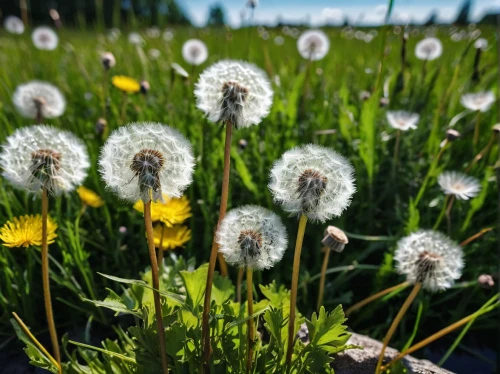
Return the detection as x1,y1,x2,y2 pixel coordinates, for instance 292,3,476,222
216,205,287,270
101,52,116,70
269,144,355,222
32,26,58,50
415,37,443,61
153,224,191,250
112,76,141,94
195,60,273,128
133,194,192,227
0,215,57,248
77,186,104,208
297,29,330,60
182,39,208,66
460,91,495,112
4,16,24,34
395,230,464,292
13,81,66,120
438,171,481,200
99,122,195,203
0,125,89,195
386,111,419,131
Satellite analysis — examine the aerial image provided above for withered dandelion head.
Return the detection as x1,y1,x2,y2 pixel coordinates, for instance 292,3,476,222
195,60,273,129
99,122,195,203
32,26,58,50
216,205,287,270
0,214,57,248
269,144,355,222
13,81,66,119
297,30,330,61
0,125,89,195
395,230,463,292
182,39,208,66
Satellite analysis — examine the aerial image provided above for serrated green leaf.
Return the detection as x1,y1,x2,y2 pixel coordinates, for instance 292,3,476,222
306,306,351,348
212,272,234,306
179,263,208,312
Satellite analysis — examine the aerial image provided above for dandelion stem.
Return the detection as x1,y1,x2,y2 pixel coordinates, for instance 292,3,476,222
246,268,254,374
375,282,422,374
102,69,108,119
392,130,402,178
12,312,61,372
36,107,43,124
41,187,61,373
433,195,450,230
157,223,165,275
345,281,410,316
473,111,482,149
286,214,308,367
316,247,331,312
445,195,456,236
202,122,233,369
466,134,495,173
119,92,128,124
237,267,244,303
144,202,169,374
381,297,499,372
459,227,493,247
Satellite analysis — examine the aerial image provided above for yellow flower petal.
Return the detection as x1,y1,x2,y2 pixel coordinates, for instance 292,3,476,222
133,194,192,227
0,215,57,248
153,224,191,250
77,186,104,208
112,75,140,93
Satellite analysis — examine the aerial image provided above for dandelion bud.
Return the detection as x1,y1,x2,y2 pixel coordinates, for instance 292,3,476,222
101,52,116,70
379,97,390,107
478,274,494,289
322,226,348,253
140,80,150,95
95,118,107,136
238,139,248,150
445,129,460,142
492,123,500,134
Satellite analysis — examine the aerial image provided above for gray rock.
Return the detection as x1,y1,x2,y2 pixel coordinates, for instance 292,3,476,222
333,332,454,374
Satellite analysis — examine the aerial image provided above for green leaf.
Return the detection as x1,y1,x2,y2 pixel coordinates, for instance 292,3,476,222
83,288,141,316
359,95,380,183
68,340,136,364
231,147,260,199
306,306,351,349
179,264,208,312
212,272,235,306
461,167,493,231
405,197,420,234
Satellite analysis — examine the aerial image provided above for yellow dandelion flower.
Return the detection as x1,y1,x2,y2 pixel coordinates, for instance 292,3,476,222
134,195,192,227
77,186,105,208
112,75,141,93
0,215,58,248
153,224,191,250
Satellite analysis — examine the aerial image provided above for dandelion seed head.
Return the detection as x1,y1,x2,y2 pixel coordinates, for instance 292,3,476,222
101,52,116,70
415,37,442,61
395,230,464,292
474,38,488,50
99,122,195,203
4,16,25,34
0,125,89,195
13,81,66,119
182,39,208,66
438,171,481,200
195,60,273,129
297,30,330,60
386,111,419,131
32,27,58,50
128,32,144,45
269,144,355,222
216,205,287,270
460,91,495,112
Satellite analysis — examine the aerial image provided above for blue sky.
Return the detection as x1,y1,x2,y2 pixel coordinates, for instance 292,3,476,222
180,0,500,27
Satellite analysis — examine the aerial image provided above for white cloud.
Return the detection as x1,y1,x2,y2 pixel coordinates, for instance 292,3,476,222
322,7,344,23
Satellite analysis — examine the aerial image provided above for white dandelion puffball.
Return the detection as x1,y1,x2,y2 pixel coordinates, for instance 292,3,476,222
182,39,208,66
474,38,488,50
269,144,355,222
32,27,58,50
386,111,420,131
297,29,330,60
128,32,144,45
438,171,481,200
415,37,443,61
460,91,495,112
13,81,66,119
194,60,273,129
101,52,116,69
0,125,89,195
99,122,195,203
217,205,287,270
4,16,25,34
395,230,464,292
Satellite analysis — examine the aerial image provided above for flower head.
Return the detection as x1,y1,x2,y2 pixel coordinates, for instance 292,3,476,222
195,60,273,129
101,52,116,70
395,230,463,292
77,186,104,208
0,125,89,195
134,194,191,227
4,16,25,34
415,37,442,61
438,171,481,200
269,144,355,222
0,215,57,248
32,26,58,50
112,76,141,94
386,111,419,131
474,38,488,50
128,32,144,45
154,224,191,250
216,205,287,270
460,91,495,112
13,81,66,119
182,39,208,66
99,122,195,203
297,30,330,61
